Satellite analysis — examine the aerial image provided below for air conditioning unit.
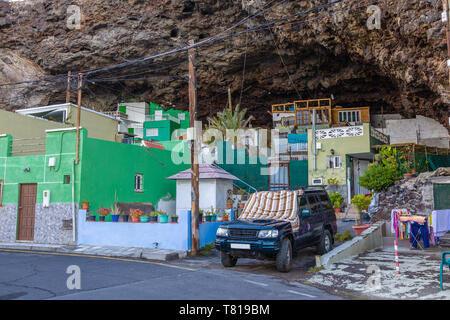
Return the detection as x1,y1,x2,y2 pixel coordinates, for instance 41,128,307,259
312,178,323,185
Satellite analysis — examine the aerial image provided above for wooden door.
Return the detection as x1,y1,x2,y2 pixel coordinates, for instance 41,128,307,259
17,183,37,241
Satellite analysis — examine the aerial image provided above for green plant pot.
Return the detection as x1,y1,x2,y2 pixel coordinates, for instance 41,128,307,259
211,215,217,222
140,216,149,222
159,215,168,223
205,215,212,222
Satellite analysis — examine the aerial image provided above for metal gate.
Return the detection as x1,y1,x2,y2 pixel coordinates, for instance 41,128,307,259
269,163,289,191
434,184,450,210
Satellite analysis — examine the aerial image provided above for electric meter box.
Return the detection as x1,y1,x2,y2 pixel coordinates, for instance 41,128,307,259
43,190,50,208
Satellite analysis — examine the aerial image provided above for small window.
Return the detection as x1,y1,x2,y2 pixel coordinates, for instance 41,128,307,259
0,179,3,207
135,174,143,192
63,175,71,184
327,156,341,169
146,128,158,137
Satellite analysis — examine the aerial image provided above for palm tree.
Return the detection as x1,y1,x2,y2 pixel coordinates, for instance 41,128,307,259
206,104,254,145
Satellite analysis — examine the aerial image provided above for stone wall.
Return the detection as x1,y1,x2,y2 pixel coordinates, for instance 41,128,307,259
0,204,18,242
373,168,450,221
0,203,76,245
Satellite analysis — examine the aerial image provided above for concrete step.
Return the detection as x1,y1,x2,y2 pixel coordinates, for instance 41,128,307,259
0,242,186,262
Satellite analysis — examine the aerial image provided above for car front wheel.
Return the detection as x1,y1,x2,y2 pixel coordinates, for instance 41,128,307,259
220,251,237,267
276,238,292,273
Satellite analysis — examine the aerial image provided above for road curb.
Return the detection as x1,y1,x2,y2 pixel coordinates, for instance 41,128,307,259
0,243,186,262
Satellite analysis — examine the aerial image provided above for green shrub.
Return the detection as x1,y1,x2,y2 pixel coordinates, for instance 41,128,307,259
328,192,344,208
358,163,400,192
359,146,402,192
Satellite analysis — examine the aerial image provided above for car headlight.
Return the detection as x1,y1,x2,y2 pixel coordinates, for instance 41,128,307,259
258,229,279,238
216,227,229,237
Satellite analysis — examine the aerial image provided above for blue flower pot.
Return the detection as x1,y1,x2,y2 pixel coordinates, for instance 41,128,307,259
159,215,168,223
140,216,149,222
111,215,120,222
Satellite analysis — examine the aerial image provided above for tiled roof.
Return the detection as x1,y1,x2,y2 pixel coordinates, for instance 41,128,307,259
166,163,238,180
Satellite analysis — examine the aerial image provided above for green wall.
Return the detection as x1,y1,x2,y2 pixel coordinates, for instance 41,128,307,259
0,129,83,205
79,135,189,219
143,120,179,141
289,160,308,187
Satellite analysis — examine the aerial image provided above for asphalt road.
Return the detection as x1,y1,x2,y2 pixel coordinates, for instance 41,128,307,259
0,250,342,300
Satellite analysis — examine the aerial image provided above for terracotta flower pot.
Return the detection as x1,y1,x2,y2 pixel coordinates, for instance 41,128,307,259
222,216,229,221
403,173,414,179
334,207,341,213
131,216,140,223
82,202,89,210
226,203,233,209
352,224,371,236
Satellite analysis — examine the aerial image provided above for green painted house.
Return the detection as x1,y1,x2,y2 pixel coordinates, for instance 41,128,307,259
0,127,189,245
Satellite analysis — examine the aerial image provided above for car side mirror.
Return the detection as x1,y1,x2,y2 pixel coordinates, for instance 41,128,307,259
301,209,310,218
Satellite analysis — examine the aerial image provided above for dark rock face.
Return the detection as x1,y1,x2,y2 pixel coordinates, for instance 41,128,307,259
0,0,449,128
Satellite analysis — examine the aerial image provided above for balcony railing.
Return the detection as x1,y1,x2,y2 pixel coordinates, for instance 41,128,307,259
103,111,128,119
370,126,389,144
145,114,180,124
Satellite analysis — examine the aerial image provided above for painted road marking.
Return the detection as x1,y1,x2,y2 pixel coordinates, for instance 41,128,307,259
0,249,196,272
287,289,316,298
244,279,269,287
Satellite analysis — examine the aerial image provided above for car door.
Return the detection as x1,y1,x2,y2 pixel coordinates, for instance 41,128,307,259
306,193,324,243
294,194,313,250
318,192,334,225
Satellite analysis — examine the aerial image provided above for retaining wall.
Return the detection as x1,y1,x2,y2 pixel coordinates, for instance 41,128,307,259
320,221,384,268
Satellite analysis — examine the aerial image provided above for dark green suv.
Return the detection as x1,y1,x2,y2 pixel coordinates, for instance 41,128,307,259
215,188,337,272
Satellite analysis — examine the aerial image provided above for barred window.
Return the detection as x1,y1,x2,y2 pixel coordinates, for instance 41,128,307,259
134,174,143,192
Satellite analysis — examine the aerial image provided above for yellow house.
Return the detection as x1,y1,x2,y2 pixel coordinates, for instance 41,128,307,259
307,122,389,203
0,103,120,155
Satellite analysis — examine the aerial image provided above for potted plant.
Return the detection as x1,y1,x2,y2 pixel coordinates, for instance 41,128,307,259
226,198,234,209
204,211,212,222
139,213,149,223
222,211,229,221
88,212,96,221
120,210,129,222
199,209,204,223
170,213,179,223
158,210,168,223
211,210,217,222
329,192,344,213
350,194,373,235
110,204,121,222
149,211,158,223
129,208,143,223
81,200,90,210
97,206,110,222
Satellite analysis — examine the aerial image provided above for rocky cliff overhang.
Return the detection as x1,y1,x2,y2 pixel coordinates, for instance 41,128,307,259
0,0,449,129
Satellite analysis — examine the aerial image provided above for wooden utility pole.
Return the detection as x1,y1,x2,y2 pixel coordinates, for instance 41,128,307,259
75,73,83,165
443,0,450,84
188,40,200,256
66,71,72,103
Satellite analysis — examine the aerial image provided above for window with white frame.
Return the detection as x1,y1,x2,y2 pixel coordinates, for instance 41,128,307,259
327,156,341,169
134,174,143,192
146,128,158,137
338,110,360,123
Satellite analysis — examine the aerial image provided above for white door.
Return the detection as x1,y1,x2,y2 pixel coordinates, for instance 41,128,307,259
353,159,370,195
